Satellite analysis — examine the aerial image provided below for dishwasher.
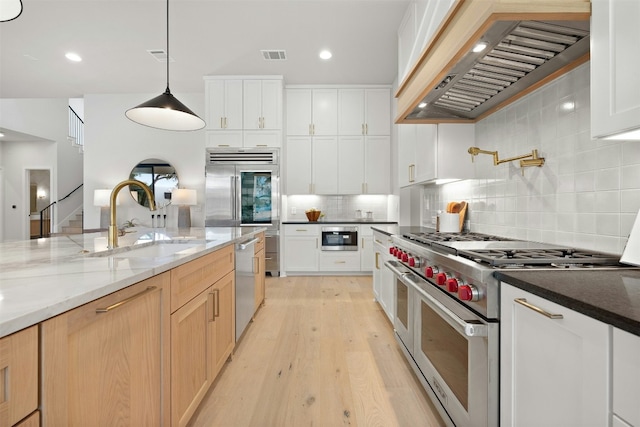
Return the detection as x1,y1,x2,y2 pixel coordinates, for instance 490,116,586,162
235,236,259,341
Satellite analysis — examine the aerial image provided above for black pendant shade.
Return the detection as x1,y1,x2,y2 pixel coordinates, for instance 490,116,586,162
125,0,205,131
126,87,205,131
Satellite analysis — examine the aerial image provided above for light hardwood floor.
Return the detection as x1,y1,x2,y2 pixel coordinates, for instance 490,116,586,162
188,275,445,427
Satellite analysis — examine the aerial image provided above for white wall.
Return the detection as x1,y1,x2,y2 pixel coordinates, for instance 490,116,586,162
83,93,205,230
422,63,640,255
0,98,83,240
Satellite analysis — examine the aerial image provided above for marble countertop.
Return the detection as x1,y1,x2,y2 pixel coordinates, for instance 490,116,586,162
495,269,640,337
0,227,265,338
282,220,398,225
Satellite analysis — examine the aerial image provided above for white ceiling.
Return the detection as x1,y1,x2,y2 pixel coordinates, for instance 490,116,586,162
0,0,409,99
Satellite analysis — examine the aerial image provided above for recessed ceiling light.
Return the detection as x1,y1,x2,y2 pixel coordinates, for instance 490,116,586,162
561,101,575,111
0,133,4,138
472,42,487,53
418,102,427,108
319,50,332,60
65,52,82,62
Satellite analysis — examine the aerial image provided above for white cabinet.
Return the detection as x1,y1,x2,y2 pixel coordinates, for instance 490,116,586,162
338,88,390,136
397,1,456,84
243,79,282,130
359,225,373,271
285,136,338,195
285,137,312,194
591,0,640,140
398,123,474,187
372,230,394,322
204,76,283,148
613,327,640,427
338,136,390,195
500,283,609,427
319,251,360,272
286,89,338,136
204,78,243,130
283,225,319,272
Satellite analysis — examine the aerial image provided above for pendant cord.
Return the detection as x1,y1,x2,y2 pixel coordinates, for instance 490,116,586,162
165,0,170,91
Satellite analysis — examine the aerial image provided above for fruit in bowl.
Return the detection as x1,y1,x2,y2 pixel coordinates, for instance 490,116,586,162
305,208,321,222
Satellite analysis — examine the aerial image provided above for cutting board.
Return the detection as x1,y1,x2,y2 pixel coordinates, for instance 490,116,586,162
621,209,640,266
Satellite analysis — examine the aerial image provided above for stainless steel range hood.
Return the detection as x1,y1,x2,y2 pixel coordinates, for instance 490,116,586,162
395,0,591,124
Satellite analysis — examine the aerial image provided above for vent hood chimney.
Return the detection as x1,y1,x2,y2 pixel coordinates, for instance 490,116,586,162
395,0,591,124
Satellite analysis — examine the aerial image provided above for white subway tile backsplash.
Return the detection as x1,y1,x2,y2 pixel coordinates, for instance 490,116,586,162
421,62,640,255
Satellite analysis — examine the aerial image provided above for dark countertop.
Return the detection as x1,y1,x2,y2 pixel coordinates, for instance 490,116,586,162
495,269,640,337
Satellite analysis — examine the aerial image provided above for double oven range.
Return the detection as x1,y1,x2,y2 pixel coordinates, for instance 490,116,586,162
385,231,627,427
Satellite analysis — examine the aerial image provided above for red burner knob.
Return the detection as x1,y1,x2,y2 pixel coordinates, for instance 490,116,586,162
402,253,409,262
446,278,459,293
396,250,403,259
408,257,416,267
425,266,436,278
389,247,395,255
436,273,447,286
458,284,480,302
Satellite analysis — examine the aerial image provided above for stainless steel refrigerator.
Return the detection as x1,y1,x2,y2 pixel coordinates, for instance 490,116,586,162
205,148,280,276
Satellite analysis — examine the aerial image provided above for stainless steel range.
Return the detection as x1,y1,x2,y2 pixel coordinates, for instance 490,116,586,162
385,231,627,427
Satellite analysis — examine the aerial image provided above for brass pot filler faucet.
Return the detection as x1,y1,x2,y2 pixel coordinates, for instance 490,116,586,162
468,146,545,175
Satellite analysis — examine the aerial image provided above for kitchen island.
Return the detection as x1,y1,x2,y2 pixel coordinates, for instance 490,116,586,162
0,226,265,427
0,226,264,338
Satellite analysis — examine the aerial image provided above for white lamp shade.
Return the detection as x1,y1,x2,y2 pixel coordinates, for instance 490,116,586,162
94,189,119,207
172,189,197,206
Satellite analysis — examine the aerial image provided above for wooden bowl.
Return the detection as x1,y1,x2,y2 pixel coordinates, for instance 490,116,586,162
305,211,321,222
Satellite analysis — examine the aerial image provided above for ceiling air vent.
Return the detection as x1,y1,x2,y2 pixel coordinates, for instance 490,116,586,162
147,49,174,63
261,50,287,61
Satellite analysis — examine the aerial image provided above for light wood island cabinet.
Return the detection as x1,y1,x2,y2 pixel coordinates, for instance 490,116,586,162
37,241,243,427
170,245,235,427
0,325,38,427
254,232,266,311
41,273,171,427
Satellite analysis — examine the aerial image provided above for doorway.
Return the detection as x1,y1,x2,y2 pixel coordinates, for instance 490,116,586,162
28,169,51,238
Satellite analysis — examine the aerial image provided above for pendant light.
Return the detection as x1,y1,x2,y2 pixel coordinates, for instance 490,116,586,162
0,0,23,22
125,0,205,131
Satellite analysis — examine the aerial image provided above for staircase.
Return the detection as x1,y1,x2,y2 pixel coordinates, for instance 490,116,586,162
60,212,83,235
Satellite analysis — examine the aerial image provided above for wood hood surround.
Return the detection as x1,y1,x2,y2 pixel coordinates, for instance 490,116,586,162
395,0,591,124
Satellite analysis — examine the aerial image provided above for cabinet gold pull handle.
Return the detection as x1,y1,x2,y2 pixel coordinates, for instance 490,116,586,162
96,286,156,313
514,298,563,319
375,252,380,269
218,144,230,147
214,289,220,319
253,256,259,274
335,261,346,264
309,124,313,135
208,291,215,322
296,228,307,232
361,237,365,248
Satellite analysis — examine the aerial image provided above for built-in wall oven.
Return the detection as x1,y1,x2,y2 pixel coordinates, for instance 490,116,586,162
386,260,497,427
321,226,358,251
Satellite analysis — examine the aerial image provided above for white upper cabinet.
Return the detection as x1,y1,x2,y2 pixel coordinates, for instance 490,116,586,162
243,79,282,130
312,136,338,194
286,89,338,136
397,1,456,84
591,0,640,140
398,123,474,187
338,88,390,136
205,79,243,130
338,136,390,195
285,137,312,194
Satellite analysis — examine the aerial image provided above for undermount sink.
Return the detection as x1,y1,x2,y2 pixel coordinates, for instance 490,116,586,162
91,242,205,258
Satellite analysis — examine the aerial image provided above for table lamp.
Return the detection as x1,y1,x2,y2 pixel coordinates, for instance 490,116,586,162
172,188,196,228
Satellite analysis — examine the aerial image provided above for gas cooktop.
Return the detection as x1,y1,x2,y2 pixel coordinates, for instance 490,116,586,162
399,231,625,269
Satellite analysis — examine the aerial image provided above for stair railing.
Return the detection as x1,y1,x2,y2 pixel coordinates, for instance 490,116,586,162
38,183,83,238
68,106,84,153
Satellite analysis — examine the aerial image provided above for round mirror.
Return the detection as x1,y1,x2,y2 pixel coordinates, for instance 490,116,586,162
129,159,178,208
